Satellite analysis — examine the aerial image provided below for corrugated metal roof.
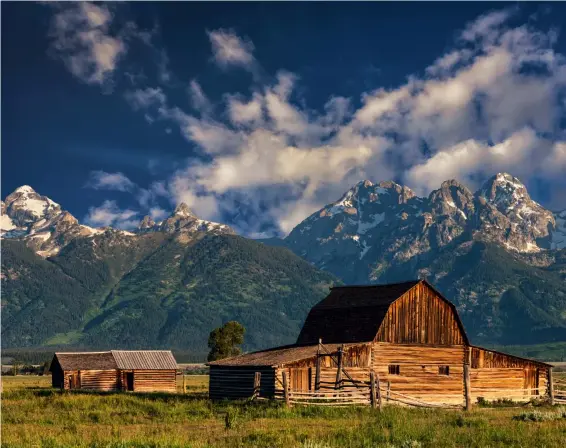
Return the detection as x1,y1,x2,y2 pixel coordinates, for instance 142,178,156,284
207,343,366,367
111,350,178,370
51,350,178,371
53,352,117,371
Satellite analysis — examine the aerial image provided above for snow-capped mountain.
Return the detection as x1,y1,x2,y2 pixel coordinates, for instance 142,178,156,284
1,186,234,257
1,186,102,257
137,203,234,236
283,173,564,283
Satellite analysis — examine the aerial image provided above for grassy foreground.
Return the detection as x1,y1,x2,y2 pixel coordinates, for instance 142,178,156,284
2,376,566,447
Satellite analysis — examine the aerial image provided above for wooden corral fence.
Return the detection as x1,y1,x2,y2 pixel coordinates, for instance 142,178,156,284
551,371,566,404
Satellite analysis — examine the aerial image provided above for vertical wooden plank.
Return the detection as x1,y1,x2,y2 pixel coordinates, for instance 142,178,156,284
464,364,472,411
253,372,261,399
315,344,321,391
335,345,344,390
376,373,382,411
549,368,555,405
282,371,290,407
370,371,376,409
387,381,391,402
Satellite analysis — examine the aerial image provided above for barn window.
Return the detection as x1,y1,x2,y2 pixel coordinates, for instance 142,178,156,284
388,365,400,375
438,366,450,376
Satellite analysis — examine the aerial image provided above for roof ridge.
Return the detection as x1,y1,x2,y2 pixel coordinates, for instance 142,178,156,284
330,279,421,289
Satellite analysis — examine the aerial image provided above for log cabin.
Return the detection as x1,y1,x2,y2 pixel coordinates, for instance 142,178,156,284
50,350,178,392
208,279,552,405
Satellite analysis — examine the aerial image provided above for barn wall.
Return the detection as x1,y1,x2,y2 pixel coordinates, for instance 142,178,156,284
209,366,276,400
469,347,549,401
375,282,466,345
371,342,466,404
79,370,119,391
132,370,177,393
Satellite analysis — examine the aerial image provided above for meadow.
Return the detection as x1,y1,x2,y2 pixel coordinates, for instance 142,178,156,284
2,375,566,448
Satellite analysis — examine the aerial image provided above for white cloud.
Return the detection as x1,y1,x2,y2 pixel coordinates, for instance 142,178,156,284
149,207,168,221
207,28,255,69
125,87,167,110
48,3,126,86
88,171,135,192
188,80,212,114
113,9,566,234
85,200,139,229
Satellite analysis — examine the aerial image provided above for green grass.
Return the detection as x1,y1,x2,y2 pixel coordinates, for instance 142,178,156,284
2,376,566,447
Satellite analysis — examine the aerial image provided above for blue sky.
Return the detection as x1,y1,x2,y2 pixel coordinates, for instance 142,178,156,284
2,2,566,236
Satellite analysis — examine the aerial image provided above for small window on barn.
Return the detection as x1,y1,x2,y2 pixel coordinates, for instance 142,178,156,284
388,365,400,375
438,366,450,376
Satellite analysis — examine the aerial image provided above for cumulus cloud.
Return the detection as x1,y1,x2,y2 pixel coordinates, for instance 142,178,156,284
121,8,566,234
207,28,255,69
188,80,212,114
85,200,139,229
88,171,136,192
48,3,126,86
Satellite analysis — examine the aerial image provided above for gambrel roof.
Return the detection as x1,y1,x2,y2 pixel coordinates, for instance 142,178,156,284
296,279,468,344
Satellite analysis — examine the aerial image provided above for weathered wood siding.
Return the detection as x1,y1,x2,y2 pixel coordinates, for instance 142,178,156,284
469,347,549,401
79,370,119,391
371,342,466,404
130,370,177,393
209,366,276,399
375,282,466,345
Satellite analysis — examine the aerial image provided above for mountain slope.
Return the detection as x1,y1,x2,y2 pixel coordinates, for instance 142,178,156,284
80,234,337,352
261,173,566,345
1,188,337,351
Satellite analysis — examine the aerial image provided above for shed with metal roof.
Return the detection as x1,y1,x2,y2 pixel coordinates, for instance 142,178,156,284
50,350,178,392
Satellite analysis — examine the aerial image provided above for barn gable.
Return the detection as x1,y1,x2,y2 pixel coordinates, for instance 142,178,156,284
296,279,469,345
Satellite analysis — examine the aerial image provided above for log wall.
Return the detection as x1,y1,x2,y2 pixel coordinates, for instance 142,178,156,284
370,342,466,404
80,370,119,391
130,370,177,393
209,366,276,400
469,347,550,402
375,282,466,345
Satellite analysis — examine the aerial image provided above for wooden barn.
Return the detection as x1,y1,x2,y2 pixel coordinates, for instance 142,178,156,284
208,280,552,406
50,350,178,392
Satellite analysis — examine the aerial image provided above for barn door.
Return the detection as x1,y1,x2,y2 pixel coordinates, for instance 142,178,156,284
290,368,311,391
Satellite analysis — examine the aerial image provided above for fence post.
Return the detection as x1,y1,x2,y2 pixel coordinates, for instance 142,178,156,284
549,368,555,406
376,373,382,411
282,371,290,407
253,372,261,399
182,372,186,394
315,339,322,391
464,364,472,411
387,381,391,402
335,345,344,390
370,371,376,409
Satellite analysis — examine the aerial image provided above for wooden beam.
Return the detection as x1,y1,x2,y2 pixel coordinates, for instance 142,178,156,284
549,368,555,406
464,364,472,411
387,381,391,402
376,373,382,411
253,372,261,399
282,371,290,407
315,349,321,391
335,345,344,390
370,371,376,409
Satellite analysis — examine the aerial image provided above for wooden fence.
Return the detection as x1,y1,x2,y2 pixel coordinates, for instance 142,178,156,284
552,374,566,404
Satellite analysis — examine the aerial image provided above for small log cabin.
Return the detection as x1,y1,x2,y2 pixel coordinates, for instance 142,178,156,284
50,350,178,392
208,280,552,405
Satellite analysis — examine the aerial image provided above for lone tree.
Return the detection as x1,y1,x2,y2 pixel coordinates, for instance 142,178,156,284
207,321,245,362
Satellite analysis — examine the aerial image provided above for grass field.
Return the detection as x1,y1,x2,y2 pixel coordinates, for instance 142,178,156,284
2,376,566,447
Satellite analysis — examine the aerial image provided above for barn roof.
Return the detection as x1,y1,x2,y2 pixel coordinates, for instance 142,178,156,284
296,280,422,344
111,350,178,370
51,350,178,371
207,343,366,367
52,352,117,371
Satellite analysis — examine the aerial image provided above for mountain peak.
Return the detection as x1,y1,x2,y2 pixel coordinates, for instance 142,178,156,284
174,202,194,217
14,185,36,195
